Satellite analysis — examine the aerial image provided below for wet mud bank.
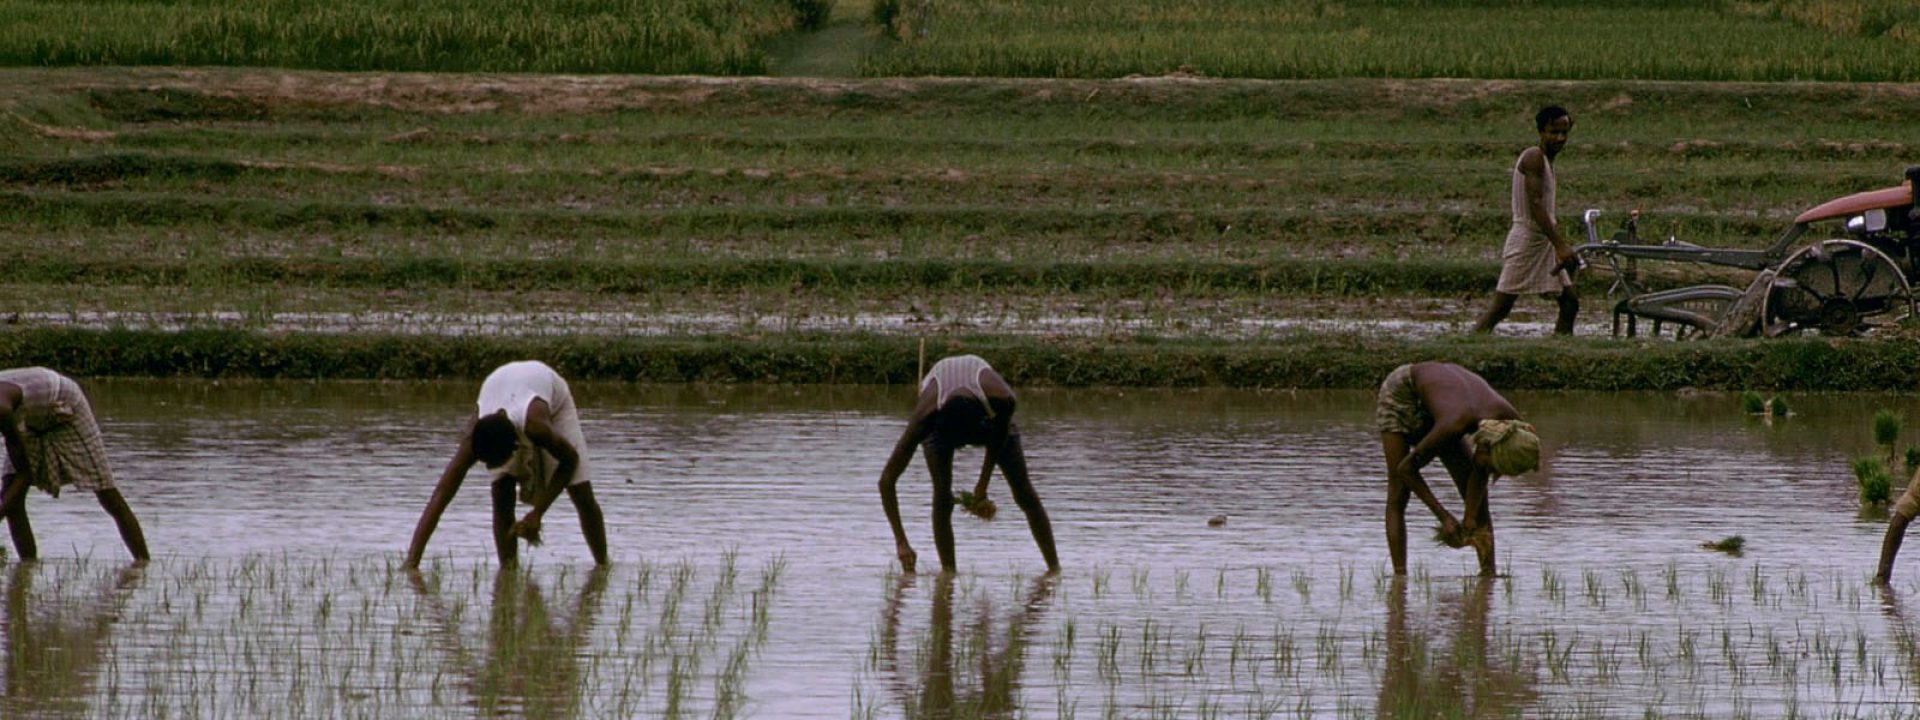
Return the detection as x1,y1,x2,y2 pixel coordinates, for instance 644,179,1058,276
6,326,1916,391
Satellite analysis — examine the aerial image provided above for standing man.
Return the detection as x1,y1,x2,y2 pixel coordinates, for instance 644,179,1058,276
878,355,1059,574
405,360,609,568
0,367,150,562
1474,105,1580,336
1376,362,1540,576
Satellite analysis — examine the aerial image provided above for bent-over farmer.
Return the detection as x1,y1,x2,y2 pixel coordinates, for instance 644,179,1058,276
878,355,1059,574
1474,105,1580,336
405,360,608,568
0,367,149,561
1376,362,1539,576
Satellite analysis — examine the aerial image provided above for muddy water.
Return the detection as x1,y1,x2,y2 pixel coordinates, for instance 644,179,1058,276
7,380,1920,717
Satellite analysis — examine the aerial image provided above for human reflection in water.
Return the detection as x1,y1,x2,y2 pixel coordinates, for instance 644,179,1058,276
407,566,609,718
1876,585,1920,691
2,562,146,716
1377,576,1537,719
877,571,1058,718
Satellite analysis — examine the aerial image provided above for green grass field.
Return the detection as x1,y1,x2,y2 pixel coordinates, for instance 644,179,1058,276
1,2,1917,386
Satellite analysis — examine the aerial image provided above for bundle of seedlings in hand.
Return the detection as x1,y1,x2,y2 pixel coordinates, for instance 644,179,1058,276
953,491,998,520
511,515,544,546
1431,522,1471,549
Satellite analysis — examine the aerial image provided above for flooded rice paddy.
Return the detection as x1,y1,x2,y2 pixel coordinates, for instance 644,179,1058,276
6,380,1920,718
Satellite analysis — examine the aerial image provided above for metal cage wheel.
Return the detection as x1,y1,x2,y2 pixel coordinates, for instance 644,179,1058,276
1761,239,1914,336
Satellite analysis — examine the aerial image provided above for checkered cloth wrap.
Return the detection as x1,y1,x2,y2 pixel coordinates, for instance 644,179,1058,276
0,368,115,497
1373,364,1432,436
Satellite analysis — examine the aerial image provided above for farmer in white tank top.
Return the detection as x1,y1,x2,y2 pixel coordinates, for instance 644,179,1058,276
877,355,1059,574
405,360,608,568
1473,105,1582,336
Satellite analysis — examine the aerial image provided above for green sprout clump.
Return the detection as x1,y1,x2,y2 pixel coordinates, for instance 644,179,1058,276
1740,390,1767,415
1701,536,1745,554
1769,395,1789,417
1874,409,1903,446
1856,456,1894,506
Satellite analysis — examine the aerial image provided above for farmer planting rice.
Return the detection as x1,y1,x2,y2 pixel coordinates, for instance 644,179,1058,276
1376,361,1539,577
1474,105,1581,336
0,367,150,562
878,355,1059,573
405,360,608,568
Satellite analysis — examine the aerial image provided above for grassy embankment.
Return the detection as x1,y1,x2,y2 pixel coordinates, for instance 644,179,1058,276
0,1,1916,386
9,326,1920,391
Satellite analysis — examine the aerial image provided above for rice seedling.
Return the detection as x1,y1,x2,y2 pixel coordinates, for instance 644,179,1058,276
1540,566,1564,606
5,551,793,718
1708,568,1733,607
1582,568,1607,609
1856,458,1895,507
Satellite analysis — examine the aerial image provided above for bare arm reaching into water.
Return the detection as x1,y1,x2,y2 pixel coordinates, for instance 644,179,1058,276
878,384,940,573
0,388,35,521
404,417,479,569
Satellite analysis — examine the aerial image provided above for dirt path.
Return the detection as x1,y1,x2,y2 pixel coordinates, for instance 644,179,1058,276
766,0,881,77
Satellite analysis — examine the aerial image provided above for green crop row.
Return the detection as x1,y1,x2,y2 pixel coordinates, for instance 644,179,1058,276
0,0,822,74
861,0,1920,81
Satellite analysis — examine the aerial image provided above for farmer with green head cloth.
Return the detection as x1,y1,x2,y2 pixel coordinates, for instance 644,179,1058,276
1376,361,1540,577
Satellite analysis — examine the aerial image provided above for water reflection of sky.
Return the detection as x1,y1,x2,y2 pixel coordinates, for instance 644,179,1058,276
9,380,1919,716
